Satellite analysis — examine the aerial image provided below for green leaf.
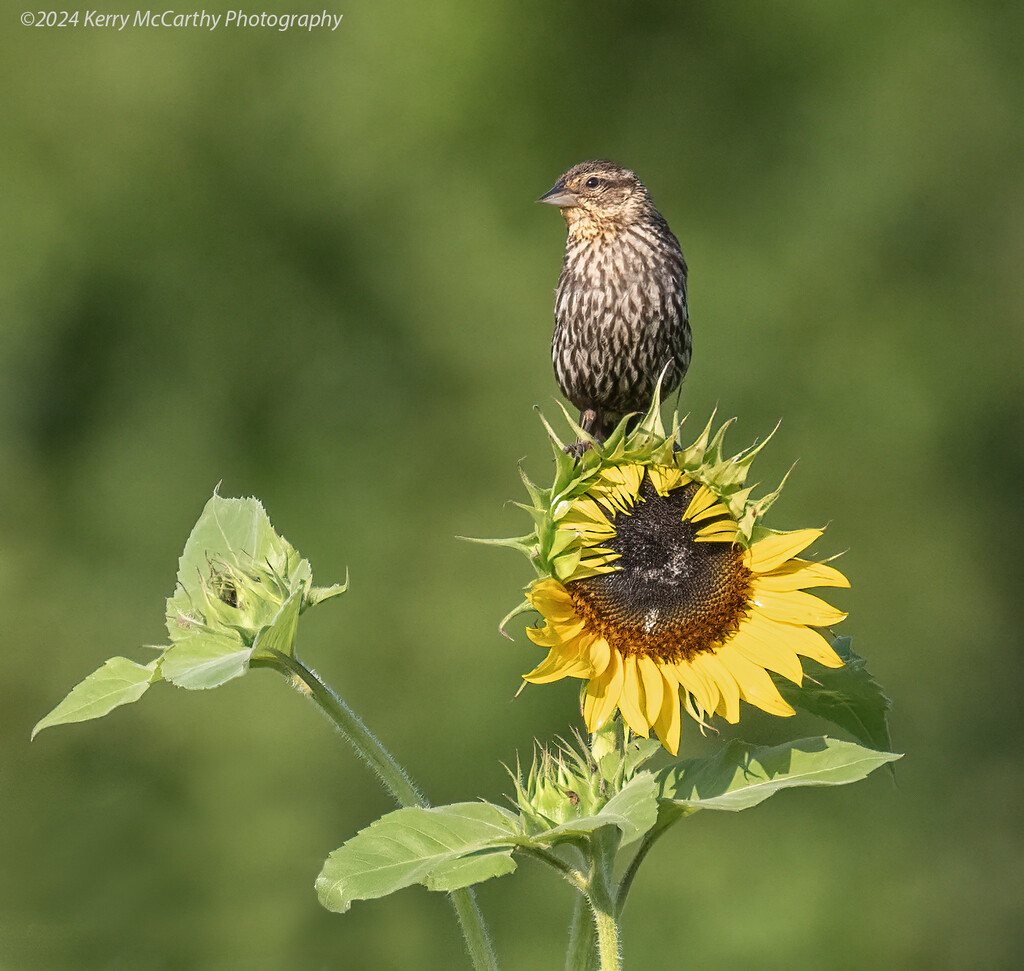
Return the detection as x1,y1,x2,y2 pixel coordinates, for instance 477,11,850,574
161,492,347,684
32,657,160,739
601,771,659,847
531,772,659,850
251,588,303,660
773,637,894,754
622,737,664,777
424,852,518,893
160,631,252,689
457,532,537,556
34,492,346,733
656,737,901,813
304,571,350,609
316,803,519,913
161,585,307,689
165,493,309,643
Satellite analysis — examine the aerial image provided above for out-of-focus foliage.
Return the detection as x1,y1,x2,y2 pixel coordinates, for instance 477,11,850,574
1,1,1020,967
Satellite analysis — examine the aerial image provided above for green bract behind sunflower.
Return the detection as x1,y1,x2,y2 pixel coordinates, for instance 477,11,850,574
494,394,849,756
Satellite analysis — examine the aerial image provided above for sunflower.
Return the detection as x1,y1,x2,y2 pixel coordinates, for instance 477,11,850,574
504,402,848,755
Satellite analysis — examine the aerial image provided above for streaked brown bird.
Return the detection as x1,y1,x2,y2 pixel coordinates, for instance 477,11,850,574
540,160,690,445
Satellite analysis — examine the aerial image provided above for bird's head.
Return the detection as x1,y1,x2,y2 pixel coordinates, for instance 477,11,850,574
539,160,651,238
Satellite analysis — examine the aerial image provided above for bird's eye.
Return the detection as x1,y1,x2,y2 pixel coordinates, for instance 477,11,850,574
584,177,603,189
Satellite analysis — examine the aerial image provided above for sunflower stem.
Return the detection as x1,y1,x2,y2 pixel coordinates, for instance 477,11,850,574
562,827,622,971
589,828,623,971
614,813,679,914
565,895,598,971
263,650,423,807
260,651,499,971
448,887,499,971
590,902,621,971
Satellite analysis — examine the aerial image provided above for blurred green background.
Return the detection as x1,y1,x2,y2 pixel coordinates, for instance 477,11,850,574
2,1,1021,967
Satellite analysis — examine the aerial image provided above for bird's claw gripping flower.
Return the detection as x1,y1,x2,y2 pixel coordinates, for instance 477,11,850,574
492,395,849,755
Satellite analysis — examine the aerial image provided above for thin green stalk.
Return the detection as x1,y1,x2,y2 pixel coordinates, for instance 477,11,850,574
448,884,497,971
260,651,498,971
263,650,423,808
614,814,677,915
517,844,588,891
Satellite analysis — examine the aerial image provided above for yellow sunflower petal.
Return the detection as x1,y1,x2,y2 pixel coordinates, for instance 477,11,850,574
560,498,613,528
582,648,624,732
560,529,614,553
576,559,619,579
525,612,586,645
681,689,714,731
726,618,804,685
605,464,643,495
588,635,612,676
579,547,619,565
557,614,588,639
593,465,628,489
750,586,847,627
617,655,650,737
527,577,571,605
770,622,844,668
637,655,665,725
755,559,850,591
590,466,643,512
716,646,795,717
745,529,822,573
569,558,621,580
560,520,615,542
682,484,720,523
653,667,682,755
526,580,577,622
695,520,740,542
558,499,607,521
623,465,643,493
736,610,843,675
688,501,733,525
648,466,689,496
600,485,637,515
523,646,592,684
691,652,741,723
525,623,562,647
674,658,721,719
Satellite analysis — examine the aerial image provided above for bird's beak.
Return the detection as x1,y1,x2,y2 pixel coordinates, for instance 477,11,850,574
538,181,579,207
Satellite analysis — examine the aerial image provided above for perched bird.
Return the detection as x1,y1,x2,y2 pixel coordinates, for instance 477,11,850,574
540,160,690,445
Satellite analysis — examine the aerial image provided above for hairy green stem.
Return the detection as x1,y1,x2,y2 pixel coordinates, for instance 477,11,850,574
590,828,623,971
591,902,621,971
615,813,678,913
561,829,623,971
513,845,607,970
448,885,498,971
263,651,423,807
261,651,498,971
516,845,587,891
565,895,598,971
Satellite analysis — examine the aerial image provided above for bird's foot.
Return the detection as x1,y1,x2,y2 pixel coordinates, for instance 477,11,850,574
563,439,593,460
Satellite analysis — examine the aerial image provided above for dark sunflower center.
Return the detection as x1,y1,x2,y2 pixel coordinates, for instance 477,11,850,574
567,476,752,663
